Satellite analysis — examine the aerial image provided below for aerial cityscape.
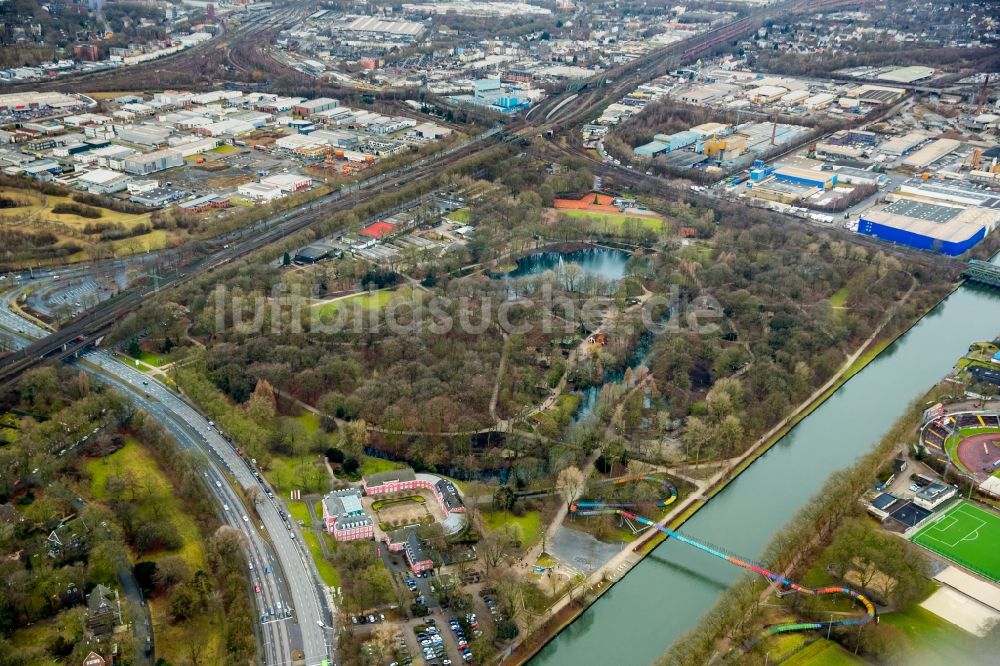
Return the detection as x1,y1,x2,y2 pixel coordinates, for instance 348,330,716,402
0,1,999,665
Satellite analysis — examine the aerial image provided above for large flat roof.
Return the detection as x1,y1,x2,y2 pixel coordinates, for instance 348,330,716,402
879,66,934,84
884,199,960,224
863,202,995,243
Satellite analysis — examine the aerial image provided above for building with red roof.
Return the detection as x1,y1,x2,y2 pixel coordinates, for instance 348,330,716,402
360,220,396,239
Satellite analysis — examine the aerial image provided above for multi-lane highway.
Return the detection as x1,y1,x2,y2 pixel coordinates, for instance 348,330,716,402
0,290,331,665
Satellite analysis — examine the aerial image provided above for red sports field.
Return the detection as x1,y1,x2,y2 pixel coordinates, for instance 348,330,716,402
956,433,1000,479
552,193,618,213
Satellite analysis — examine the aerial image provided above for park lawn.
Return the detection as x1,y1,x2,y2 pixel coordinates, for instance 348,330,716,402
559,207,664,231
0,188,150,228
483,510,542,548
449,207,472,223
149,595,224,666
292,411,322,435
9,606,85,654
360,455,408,477
762,632,809,661
782,638,865,665
830,286,849,309
86,437,206,568
312,289,398,319
287,500,312,527
263,453,312,497
133,350,166,367
880,604,981,662
302,530,340,587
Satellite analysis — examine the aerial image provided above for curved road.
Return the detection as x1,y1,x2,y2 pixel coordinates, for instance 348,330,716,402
0,292,333,665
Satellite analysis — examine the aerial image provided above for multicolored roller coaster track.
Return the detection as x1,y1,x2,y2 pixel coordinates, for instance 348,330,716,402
568,476,877,638
569,475,678,515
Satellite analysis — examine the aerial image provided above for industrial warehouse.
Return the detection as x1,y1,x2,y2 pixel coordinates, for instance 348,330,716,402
858,199,998,256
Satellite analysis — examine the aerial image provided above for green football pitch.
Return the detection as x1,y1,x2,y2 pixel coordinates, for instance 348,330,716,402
912,501,1000,583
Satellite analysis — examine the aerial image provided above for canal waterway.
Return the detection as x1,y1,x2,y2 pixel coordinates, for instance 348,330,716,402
532,269,1000,665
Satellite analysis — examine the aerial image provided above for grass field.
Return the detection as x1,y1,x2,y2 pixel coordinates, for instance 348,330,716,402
829,286,849,309
312,289,399,319
86,438,206,568
880,604,985,663
286,500,312,527
133,350,166,367
449,207,472,223
0,187,170,265
782,638,865,665
302,530,340,587
484,510,542,548
912,501,1000,582
558,207,664,231
149,596,224,666
360,455,408,477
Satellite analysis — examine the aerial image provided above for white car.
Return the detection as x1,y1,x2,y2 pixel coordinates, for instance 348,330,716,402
243,515,250,523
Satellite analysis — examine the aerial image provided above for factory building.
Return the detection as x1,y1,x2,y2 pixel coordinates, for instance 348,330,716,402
237,182,284,202
803,93,836,110
901,138,961,169
815,142,864,160
748,85,788,105
293,98,339,116
634,130,699,157
772,165,837,189
882,132,929,156
259,173,312,192
122,148,183,175
116,124,172,147
858,199,998,256
77,169,131,195
879,66,934,84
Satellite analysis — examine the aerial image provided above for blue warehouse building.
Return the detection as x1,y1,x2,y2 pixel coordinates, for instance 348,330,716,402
772,165,837,190
858,199,996,256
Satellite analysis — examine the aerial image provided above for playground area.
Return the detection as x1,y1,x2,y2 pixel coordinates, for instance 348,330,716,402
911,501,1000,584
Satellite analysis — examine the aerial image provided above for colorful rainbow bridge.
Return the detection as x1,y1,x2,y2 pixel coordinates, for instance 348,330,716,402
569,477,876,638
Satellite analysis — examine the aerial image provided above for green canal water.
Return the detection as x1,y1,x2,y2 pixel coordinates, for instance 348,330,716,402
531,276,1000,666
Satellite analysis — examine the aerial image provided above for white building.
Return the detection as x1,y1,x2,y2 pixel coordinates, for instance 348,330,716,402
913,482,957,511
77,168,131,194
237,182,284,202
259,173,312,192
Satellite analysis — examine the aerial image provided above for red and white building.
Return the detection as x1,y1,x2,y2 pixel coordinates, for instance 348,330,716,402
384,527,434,574
259,172,313,193
321,489,374,542
362,469,466,519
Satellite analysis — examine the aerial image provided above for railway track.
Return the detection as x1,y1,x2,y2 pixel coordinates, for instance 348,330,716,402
0,126,505,391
